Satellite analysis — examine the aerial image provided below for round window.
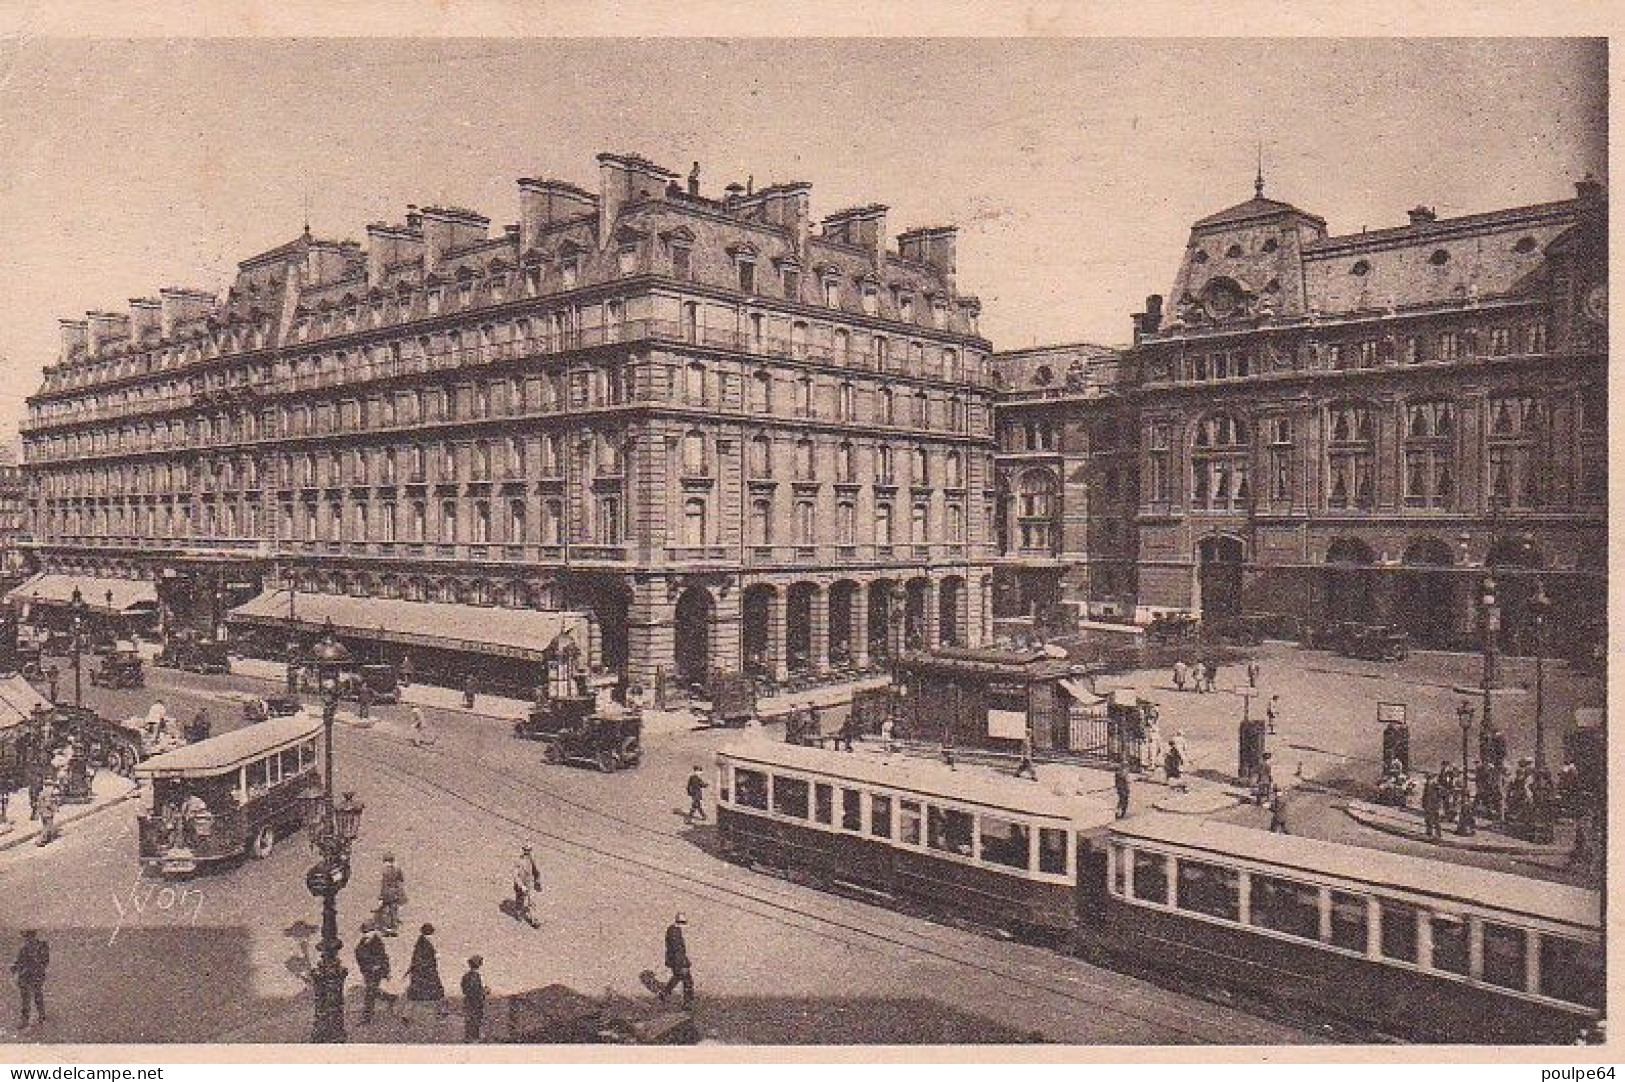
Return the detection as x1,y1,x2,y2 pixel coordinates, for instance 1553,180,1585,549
1429,249,1451,266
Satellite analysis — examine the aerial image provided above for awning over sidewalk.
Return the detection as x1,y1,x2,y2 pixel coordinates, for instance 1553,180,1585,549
4,572,159,615
228,590,589,663
0,674,50,735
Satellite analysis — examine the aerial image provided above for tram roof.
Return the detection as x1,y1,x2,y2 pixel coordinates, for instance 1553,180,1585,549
1112,815,1601,931
137,711,324,777
717,737,1119,825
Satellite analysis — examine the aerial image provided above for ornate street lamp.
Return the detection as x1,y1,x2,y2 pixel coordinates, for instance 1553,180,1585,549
1455,700,1475,836
304,619,359,1043
69,587,85,710
1529,581,1554,843
60,587,91,804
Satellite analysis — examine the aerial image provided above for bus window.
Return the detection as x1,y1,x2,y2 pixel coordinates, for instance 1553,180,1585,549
927,806,974,857
265,752,282,786
1429,913,1469,975
301,738,319,768
1039,829,1068,875
1111,844,1129,895
247,756,270,797
898,800,922,845
1131,850,1168,904
1540,936,1604,1008
840,788,862,832
1328,890,1368,952
1380,900,1420,963
279,746,300,780
870,794,893,839
1480,922,1527,990
773,776,810,819
813,783,833,825
1176,859,1240,922
979,815,1030,871
735,768,768,810
1249,874,1319,940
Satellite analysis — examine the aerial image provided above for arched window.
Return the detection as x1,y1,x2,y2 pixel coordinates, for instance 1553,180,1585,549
683,497,707,547
878,387,895,425
684,361,706,404
682,430,708,476
749,370,772,412
913,448,930,486
875,502,894,545
749,433,772,478
1326,402,1377,510
838,440,855,483
509,499,527,543
796,436,816,481
945,450,964,488
876,444,894,484
542,499,563,545
1191,413,1251,512
749,497,772,546
472,501,491,543
1016,470,1058,551
597,494,621,543
837,381,854,420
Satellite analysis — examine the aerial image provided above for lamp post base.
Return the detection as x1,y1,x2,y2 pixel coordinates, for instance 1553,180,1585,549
310,955,348,1043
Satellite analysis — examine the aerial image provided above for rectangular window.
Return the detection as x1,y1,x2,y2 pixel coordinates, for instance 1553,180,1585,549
279,746,300,779
1112,845,1129,896
1540,936,1604,1008
979,815,1031,871
1249,875,1320,940
869,794,892,839
1480,922,1528,990
1380,900,1420,963
898,799,922,846
840,788,863,832
1176,859,1240,922
1132,850,1169,903
734,768,768,810
1429,913,1470,975
772,775,809,819
1328,890,1368,952
813,783,834,826
926,806,974,857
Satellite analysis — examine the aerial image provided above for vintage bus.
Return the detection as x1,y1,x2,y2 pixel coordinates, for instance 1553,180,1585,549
135,711,323,876
714,740,1604,1043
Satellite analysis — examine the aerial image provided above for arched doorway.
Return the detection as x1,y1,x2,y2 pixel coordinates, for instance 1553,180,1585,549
741,585,774,677
904,578,930,650
1487,535,1544,655
939,576,964,647
1197,535,1245,621
673,586,714,686
1324,537,1376,625
867,580,895,662
827,581,857,667
787,583,816,673
1401,538,1455,647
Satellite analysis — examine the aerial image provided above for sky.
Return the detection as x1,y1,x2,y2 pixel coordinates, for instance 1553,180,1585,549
0,37,1605,438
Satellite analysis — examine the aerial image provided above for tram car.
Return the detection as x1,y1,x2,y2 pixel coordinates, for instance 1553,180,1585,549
714,741,1603,1044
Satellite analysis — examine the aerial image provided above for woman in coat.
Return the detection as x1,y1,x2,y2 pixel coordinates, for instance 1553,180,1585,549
404,923,448,1021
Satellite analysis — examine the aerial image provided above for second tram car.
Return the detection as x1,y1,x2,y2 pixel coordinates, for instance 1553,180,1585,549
714,740,1603,1043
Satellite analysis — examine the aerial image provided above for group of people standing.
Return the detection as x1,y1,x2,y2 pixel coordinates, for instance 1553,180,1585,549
1171,658,1224,695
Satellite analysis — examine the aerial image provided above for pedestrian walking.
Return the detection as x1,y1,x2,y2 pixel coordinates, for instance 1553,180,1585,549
357,680,374,722
512,844,542,928
685,766,709,824
354,921,397,1023
880,717,895,754
1245,658,1260,689
657,914,694,1007
12,930,47,1029
1421,773,1443,840
1114,760,1131,819
408,705,437,748
398,654,414,688
1206,659,1222,691
1254,752,1275,806
403,923,448,1022
44,667,58,705
1172,660,1188,693
462,673,477,711
1267,787,1289,834
1265,694,1280,734
460,956,488,1043
34,781,59,847
377,853,406,936
1163,737,1184,785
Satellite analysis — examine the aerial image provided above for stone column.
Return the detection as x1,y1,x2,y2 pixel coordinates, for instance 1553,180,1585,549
808,584,829,675
851,584,870,668
920,580,940,650
768,586,789,682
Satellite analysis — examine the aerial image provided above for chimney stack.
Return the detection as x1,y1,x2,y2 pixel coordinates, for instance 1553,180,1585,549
366,220,426,287
517,178,599,252
58,320,88,365
596,153,677,249
418,206,489,269
1576,173,1604,202
158,288,216,338
822,205,889,267
1407,206,1437,226
896,226,958,285
85,311,131,357
1133,295,1164,343
128,298,161,342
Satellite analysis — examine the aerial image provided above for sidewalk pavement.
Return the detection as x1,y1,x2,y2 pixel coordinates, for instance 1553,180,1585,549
1343,799,1576,857
0,770,138,854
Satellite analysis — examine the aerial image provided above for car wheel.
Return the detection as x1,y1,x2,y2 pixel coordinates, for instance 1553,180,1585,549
249,824,276,860
542,742,563,765
596,749,617,773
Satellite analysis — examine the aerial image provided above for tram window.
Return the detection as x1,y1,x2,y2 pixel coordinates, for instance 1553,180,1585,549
1379,900,1421,963
1176,859,1240,922
1131,850,1169,903
899,800,923,846
264,753,281,785
279,746,300,779
1111,845,1129,895
814,783,834,825
979,815,1030,871
927,806,974,857
1328,890,1368,952
1540,936,1604,1008
735,768,768,810
300,738,318,768
773,776,810,819
870,794,893,839
1039,829,1069,875
1429,914,1470,975
1480,922,1528,990
840,788,862,831
1249,875,1319,940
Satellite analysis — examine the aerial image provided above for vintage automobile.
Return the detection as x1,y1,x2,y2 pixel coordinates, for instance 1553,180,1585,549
704,670,758,728
515,692,642,773
1145,612,1200,647
242,693,304,724
88,649,146,690
504,984,696,1045
1339,623,1410,662
337,663,402,705
156,633,232,675
1301,620,1363,652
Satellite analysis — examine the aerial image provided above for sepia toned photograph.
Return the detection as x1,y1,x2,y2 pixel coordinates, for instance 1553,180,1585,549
0,24,1607,1057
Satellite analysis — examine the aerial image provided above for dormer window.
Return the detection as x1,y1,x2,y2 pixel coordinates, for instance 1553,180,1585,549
617,243,638,276
1225,244,1244,258
427,289,444,315
525,266,542,296
861,282,879,316
737,260,756,294
782,266,800,299
824,276,840,309
1262,237,1279,253
560,254,579,289
490,274,507,302
458,280,474,308
346,306,360,330
900,294,914,322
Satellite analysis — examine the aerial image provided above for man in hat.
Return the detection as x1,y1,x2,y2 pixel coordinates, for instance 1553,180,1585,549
377,853,406,936
1113,759,1132,819
11,930,47,1029
354,921,396,1023
685,767,708,824
512,844,542,928
658,914,694,1007
460,955,488,1042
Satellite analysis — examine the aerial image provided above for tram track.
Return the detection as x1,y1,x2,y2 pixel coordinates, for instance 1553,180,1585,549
359,731,1324,1045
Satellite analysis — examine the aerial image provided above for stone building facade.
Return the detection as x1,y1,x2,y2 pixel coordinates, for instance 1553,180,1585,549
995,177,1607,653
20,153,998,689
